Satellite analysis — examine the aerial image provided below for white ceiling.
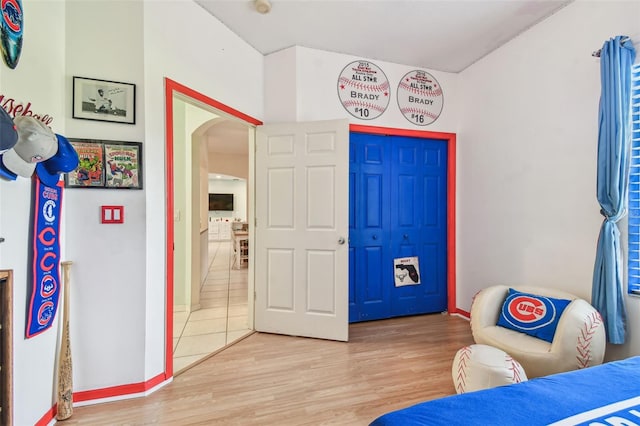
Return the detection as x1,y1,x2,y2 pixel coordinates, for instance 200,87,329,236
198,0,573,174
195,0,573,73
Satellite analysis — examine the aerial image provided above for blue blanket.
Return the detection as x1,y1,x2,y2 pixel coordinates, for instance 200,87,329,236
370,356,640,426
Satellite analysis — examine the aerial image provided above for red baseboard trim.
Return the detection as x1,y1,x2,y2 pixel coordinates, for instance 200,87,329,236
74,372,166,402
35,373,167,426
35,406,55,426
451,308,470,319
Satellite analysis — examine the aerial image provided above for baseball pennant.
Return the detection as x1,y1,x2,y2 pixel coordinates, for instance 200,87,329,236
26,177,63,338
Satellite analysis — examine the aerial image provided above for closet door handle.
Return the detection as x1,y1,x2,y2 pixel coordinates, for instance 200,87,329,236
403,234,409,240
338,237,346,245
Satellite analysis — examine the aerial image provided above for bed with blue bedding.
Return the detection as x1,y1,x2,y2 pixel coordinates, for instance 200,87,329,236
370,356,640,426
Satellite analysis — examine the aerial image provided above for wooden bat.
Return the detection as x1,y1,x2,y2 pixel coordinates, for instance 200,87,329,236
56,261,73,420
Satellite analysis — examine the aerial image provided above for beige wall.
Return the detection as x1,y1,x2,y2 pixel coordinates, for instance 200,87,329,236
200,133,209,233
208,151,249,179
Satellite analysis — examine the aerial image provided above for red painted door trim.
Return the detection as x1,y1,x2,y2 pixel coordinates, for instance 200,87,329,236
164,78,261,379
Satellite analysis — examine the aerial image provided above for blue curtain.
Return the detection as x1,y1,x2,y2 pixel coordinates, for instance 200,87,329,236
592,36,636,344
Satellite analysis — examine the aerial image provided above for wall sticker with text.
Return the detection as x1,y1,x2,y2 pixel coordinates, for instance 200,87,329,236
337,60,389,120
397,70,443,126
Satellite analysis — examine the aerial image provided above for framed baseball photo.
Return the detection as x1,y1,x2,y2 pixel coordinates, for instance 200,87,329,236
72,76,136,125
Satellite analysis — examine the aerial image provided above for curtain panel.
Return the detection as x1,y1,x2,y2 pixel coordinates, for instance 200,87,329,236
592,36,636,344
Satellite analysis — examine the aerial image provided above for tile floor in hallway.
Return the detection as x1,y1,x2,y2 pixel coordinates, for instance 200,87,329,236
173,239,252,374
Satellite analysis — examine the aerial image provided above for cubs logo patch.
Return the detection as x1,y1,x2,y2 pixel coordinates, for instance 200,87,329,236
40,274,57,298
37,301,54,325
508,295,546,323
502,294,556,330
497,289,572,343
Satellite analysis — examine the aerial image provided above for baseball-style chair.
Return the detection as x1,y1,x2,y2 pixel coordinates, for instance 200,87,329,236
470,285,606,378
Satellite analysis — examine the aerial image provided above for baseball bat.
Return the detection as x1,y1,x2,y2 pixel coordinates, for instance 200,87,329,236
56,261,74,420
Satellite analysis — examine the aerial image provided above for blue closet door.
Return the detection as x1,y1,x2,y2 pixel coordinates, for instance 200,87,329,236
389,136,447,316
349,133,447,322
349,133,391,321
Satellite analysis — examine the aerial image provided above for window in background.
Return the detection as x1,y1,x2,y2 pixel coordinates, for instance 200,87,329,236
627,63,640,294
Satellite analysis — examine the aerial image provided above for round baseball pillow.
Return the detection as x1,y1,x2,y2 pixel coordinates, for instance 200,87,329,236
452,344,527,394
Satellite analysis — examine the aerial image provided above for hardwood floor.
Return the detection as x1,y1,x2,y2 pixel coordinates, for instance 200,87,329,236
63,314,473,425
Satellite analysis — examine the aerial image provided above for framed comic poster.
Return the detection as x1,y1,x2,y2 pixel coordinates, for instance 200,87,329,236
103,142,142,189
72,76,136,124
65,139,143,189
65,141,105,187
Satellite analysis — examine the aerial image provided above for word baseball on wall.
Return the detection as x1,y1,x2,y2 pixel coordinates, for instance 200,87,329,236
337,61,444,126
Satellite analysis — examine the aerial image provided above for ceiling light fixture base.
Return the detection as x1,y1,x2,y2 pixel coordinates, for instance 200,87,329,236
254,0,271,14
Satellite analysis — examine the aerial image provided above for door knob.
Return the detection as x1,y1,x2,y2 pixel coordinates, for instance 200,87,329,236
403,234,409,239
372,235,378,240
338,237,346,245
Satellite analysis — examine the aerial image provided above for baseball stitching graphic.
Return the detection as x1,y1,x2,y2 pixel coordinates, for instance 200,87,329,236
398,81,443,97
454,345,526,394
469,291,481,331
339,77,389,93
455,346,472,393
342,100,387,113
337,61,390,120
576,311,603,369
399,107,439,121
506,355,525,383
397,70,444,126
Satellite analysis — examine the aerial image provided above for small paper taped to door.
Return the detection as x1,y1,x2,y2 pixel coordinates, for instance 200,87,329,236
394,256,420,286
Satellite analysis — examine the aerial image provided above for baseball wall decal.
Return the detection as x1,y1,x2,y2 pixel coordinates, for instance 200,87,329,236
397,70,443,126
337,60,390,120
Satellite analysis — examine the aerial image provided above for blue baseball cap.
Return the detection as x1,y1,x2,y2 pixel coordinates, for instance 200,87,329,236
0,107,17,153
0,153,17,180
35,134,79,187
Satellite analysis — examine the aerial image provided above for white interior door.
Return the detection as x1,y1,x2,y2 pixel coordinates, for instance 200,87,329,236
255,119,349,341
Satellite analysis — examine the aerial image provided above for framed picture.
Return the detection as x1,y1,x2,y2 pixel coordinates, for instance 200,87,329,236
65,139,143,189
65,140,105,188
72,76,136,124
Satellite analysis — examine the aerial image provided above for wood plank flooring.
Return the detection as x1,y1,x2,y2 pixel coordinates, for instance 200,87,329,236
62,313,473,425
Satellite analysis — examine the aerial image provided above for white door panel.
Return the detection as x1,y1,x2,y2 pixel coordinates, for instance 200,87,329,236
256,119,349,341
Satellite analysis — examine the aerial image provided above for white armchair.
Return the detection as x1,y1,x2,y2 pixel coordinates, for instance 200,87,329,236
470,285,606,378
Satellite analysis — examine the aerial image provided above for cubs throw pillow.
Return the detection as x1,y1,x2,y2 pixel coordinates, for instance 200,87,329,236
496,288,571,343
